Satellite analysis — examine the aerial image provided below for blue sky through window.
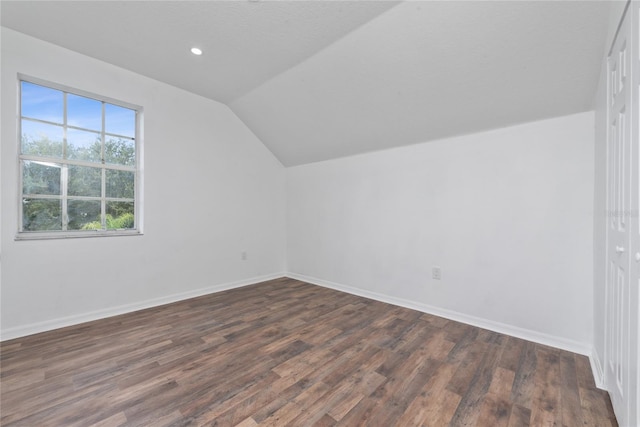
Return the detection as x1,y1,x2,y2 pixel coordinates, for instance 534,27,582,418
21,81,136,139
106,104,135,138
68,94,101,131
21,81,63,123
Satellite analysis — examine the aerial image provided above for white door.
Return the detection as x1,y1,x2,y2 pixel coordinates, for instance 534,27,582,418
629,2,640,424
606,6,632,425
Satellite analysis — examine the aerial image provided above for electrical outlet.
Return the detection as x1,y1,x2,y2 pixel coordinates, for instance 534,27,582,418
241,251,247,261
432,266,442,280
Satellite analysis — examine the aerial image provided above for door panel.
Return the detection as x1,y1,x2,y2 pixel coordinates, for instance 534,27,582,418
606,7,632,424
629,3,640,424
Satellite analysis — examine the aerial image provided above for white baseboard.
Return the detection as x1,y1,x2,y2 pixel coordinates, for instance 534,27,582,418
286,272,592,356
3,272,602,387
0,272,285,342
590,348,606,389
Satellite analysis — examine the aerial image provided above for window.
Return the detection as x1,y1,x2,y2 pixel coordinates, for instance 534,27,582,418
18,77,142,238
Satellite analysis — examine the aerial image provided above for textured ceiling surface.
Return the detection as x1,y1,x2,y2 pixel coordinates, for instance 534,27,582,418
2,1,611,166
1,1,398,103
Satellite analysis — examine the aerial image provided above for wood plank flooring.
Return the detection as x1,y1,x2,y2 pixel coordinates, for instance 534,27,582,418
0,278,617,426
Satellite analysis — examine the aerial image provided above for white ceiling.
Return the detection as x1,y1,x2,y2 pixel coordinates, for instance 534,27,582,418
2,1,611,166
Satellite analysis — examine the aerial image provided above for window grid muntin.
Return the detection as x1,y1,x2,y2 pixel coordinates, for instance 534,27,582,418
18,77,140,236
21,117,135,142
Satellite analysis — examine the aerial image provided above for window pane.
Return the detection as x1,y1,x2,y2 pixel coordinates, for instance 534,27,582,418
67,129,101,163
68,165,102,197
68,94,102,131
21,81,63,123
106,170,134,198
105,103,135,137
21,120,63,158
104,137,135,166
22,160,61,195
106,201,134,229
22,198,62,231
68,200,102,230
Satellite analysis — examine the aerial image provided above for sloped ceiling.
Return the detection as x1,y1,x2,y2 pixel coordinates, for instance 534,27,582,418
1,1,611,166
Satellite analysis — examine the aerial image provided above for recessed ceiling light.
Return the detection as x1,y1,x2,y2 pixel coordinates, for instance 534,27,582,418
191,47,203,56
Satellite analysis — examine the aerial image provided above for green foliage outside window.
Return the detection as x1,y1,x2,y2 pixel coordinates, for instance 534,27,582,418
21,135,136,232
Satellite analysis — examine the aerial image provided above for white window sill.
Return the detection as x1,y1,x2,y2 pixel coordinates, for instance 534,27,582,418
15,230,143,241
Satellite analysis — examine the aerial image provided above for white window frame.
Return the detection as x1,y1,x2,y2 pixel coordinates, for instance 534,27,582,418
16,75,144,240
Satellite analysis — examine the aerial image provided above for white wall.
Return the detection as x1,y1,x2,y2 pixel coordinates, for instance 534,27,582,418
287,112,594,353
0,26,598,357
0,28,286,339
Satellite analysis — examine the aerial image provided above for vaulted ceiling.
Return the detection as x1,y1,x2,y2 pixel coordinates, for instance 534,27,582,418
2,1,611,166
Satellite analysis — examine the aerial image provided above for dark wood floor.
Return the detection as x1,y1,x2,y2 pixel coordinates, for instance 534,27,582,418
0,278,616,426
